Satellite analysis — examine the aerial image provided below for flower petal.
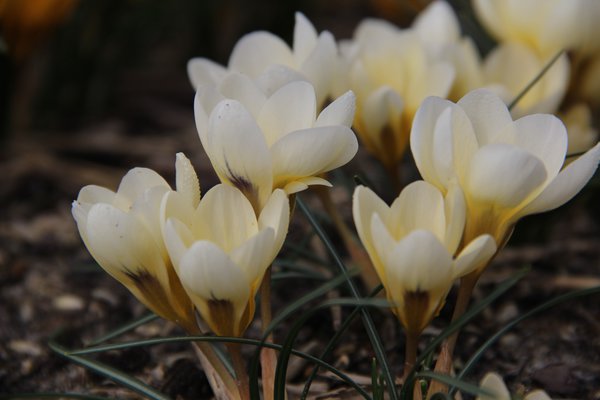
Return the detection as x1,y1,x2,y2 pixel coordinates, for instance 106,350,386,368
229,31,294,77
293,12,318,64
256,64,308,98
457,89,514,146
218,73,267,118
453,234,497,277
207,100,273,205
270,126,357,186
187,58,228,89
300,30,337,105
444,183,466,255
477,372,510,400
315,90,356,128
467,144,547,208
117,168,170,204
230,228,275,290
258,188,290,256
175,153,201,208
257,81,317,146
518,142,600,217
163,217,195,272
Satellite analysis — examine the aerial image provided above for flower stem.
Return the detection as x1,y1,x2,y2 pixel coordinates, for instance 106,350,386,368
404,330,422,400
226,342,250,400
259,267,280,400
426,273,479,398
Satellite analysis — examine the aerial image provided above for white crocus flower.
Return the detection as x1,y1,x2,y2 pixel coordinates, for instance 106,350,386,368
188,12,337,107
410,89,600,253
472,0,585,57
482,42,569,118
72,153,200,332
162,184,289,337
477,373,551,400
194,75,357,212
352,182,496,335
347,18,455,168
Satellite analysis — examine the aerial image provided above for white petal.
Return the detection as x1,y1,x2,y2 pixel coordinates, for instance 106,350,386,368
187,58,228,89
270,126,357,184
195,184,258,252
283,176,331,194
457,89,514,146
194,85,225,147
175,153,201,208
369,213,398,284
163,217,195,272
467,144,547,208
76,185,117,205
362,87,404,143
525,391,552,400
315,90,356,128
257,81,317,146
229,31,294,77
160,191,197,240
408,61,455,111
293,12,318,64
413,0,460,48
207,100,273,204
256,64,308,98
385,230,453,293
179,241,250,307
518,142,600,216
258,188,290,255
300,30,337,105
512,114,567,182
453,234,497,277
477,372,510,400
352,185,390,276
230,228,276,289
117,168,170,203
444,183,466,255
218,73,267,118
410,96,454,188
390,180,446,242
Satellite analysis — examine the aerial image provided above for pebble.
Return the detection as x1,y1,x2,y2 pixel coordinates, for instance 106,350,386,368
53,294,85,311
9,340,42,356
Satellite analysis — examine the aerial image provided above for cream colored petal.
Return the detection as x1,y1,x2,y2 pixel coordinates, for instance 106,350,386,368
390,180,446,242
117,168,170,204
412,0,460,48
408,62,455,111
477,372,510,400
129,185,170,250
352,186,390,276
207,100,273,204
283,177,331,194
361,87,404,149
178,241,250,310
369,213,397,284
195,184,258,252
230,228,276,289
471,1,505,44
258,81,317,147
72,201,91,245
518,143,600,217
175,153,201,208
467,144,547,208
457,89,514,146
315,90,356,128
410,95,454,188
258,188,289,256
76,184,117,205
354,18,399,47
163,217,195,272
218,72,267,118
525,390,552,400
86,203,165,281
444,183,466,255
293,12,318,64
300,31,337,105
384,229,453,293
271,126,357,182
160,191,197,242
512,114,567,183
229,31,294,77
256,64,308,98
187,58,228,90
453,234,496,277
194,85,225,147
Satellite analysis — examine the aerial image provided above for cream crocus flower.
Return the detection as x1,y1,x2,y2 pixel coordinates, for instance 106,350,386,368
472,0,585,57
194,74,357,211
477,373,551,400
410,89,600,255
347,19,454,168
352,182,496,335
412,0,484,101
72,153,200,332
482,42,569,117
162,184,289,337
188,12,337,107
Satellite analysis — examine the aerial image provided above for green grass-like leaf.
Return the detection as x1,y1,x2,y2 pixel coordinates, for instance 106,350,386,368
48,340,171,400
88,313,158,346
297,196,399,400
417,371,492,398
